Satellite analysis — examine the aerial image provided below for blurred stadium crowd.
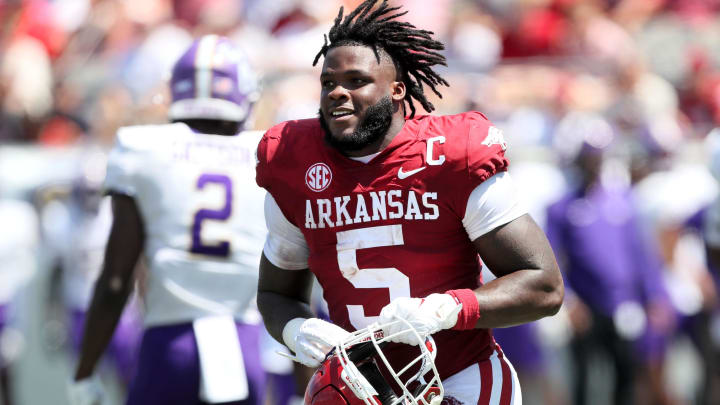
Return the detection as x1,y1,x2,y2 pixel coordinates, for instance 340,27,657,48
2,0,720,404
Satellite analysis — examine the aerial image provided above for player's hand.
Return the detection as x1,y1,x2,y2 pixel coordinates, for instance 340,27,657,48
379,294,462,345
283,318,351,368
67,375,104,405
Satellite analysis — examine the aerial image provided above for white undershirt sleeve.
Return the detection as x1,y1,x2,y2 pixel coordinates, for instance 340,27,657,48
263,194,310,270
462,171,527,241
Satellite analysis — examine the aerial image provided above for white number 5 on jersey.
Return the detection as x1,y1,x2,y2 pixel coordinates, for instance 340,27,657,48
336,225,410,329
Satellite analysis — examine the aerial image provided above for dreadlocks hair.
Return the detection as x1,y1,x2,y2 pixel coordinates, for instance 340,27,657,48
313,0,449,118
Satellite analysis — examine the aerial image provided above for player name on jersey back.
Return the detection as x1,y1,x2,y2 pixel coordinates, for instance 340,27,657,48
171,137,256,166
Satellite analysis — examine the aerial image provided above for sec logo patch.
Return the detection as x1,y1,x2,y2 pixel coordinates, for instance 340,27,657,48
306,163,332,192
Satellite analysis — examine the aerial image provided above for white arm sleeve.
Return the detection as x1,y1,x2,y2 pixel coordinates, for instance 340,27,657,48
462,171,527,241
263,194,310,270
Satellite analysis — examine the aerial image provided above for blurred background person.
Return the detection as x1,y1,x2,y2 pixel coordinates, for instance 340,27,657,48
39,155,142,396
679,201,720,405
696,129,720,405
0,192,38,405
493,132,570,405
545,120,674,405
68,35,268,405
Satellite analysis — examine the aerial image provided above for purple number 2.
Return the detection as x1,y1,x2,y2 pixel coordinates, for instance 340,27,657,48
190,173,232,257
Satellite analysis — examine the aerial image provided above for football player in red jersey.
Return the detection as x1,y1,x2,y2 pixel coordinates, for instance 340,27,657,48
256,1,563,404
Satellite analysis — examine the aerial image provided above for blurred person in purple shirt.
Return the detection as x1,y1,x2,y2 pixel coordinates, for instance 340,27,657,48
680,204,720,405
546,138,673,405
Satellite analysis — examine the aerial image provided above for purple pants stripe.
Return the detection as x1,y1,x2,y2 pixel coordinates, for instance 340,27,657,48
492,323,544,372
126,321,266,405
266,372,296,405
70,309,142,386
0,305,5,368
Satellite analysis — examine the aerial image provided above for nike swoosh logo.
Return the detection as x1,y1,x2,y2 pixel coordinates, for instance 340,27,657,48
397,166,427,179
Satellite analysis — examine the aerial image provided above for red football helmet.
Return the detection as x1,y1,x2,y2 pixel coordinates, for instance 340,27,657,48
304,319,443,405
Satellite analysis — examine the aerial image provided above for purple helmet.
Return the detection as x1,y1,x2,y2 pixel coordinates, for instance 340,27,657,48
169,35,258,123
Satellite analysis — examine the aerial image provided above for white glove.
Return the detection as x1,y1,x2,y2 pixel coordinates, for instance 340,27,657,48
379,294,462,345
67,375,104,405
282,317,351,368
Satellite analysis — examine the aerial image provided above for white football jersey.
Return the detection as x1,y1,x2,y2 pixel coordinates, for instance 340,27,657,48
0,199,38,304
104,123,266,327
61,197,113,310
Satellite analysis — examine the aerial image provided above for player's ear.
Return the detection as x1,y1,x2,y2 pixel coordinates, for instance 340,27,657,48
391,81,405,102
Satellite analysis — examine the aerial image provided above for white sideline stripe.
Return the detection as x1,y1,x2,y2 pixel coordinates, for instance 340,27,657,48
507,356,522,405
441,359,481,404
438,349,523,404
195,35,218,98
489,351,503,404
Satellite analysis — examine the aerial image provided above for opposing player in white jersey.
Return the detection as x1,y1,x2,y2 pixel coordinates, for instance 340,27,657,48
42,169,142,392
69,35,268,405
0,197,38,405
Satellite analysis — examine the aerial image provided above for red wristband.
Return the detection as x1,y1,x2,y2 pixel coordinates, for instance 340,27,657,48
445,289,481,330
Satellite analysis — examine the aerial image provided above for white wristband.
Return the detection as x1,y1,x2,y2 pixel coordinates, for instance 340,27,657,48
67,375,103,405
282,317,307,353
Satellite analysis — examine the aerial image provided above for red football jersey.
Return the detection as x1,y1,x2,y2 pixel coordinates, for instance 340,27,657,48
257,111,509,379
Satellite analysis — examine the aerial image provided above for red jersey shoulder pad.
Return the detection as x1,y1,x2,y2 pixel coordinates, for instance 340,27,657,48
462,111,508,183
256,118,322,189
413,111,509,218
420,111,508,181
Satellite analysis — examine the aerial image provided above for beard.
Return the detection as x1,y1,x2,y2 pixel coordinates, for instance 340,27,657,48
319,95,394,153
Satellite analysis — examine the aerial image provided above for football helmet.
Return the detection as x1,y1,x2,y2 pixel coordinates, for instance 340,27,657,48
304,319,443,405
168,35,259,124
